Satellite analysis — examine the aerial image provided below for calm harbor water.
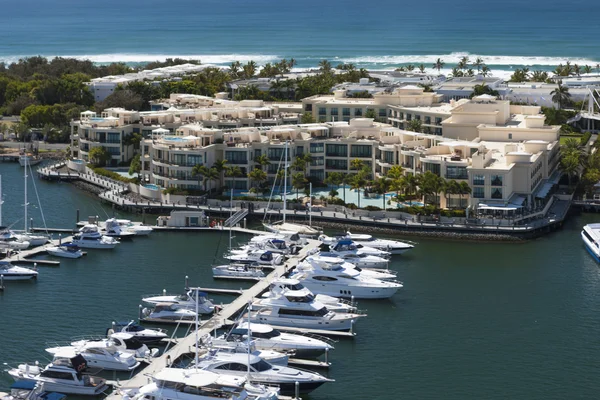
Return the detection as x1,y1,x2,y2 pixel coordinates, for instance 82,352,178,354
1,162,600,399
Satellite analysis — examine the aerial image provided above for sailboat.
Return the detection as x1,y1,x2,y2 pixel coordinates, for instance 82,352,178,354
11,158,49,246
262,141,322,237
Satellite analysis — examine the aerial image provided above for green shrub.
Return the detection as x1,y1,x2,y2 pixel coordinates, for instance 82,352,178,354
581,131,592,146
91,167,136,183
364,205,382,211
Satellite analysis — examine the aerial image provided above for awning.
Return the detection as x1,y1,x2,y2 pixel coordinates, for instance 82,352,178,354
509,194,527,206
478,203,522,211
535,182,554,198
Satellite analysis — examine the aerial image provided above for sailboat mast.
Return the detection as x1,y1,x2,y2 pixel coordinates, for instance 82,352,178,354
0,175,3,226
309,182,312,227
283,141,287,223
229,188,233,251
24,157,28,232
195,288,199,371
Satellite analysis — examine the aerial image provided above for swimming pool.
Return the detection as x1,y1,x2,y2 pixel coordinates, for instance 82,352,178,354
143,184,160,190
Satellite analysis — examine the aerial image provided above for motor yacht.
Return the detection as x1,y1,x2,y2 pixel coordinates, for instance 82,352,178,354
69,332,159,359
142,290,215,314
10,232,49,247
261,278,357,313
318,250,389,269
114,219,153,236
7,358,109,396
45,243,83,259
226,250,284,266
305,254,397,280
140,303,199,324
212,264,265,280
103,218,137,240
124,367,279,400
199,335,289,366
1,380,68,400
229,239,291,255
72,225,118,249
19,154,42,167
107,321,168,344
216,322,334,359
46,341,140,371
0,261,38,281
292,257,403,299
582,223,600,261
0,230,30,250
250,233,306,247
263,221,322,238
327,231,414,254
325,239,391,258
197,352,332,395
250,284,364,331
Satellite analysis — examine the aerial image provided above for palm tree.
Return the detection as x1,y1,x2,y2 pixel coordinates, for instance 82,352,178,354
350,170,368,208
247,168,267,191
466,68,475,77
432,58,445,73
481,65,491,77
451,67,463,78
212,159,228,190
191,164,208,190
406,64,415,72
204,167,219,193
341,173,351,203
372,176,391,210
472,57,484,72
318,60,332,73
254,154,270,170
560,138,586,186
404,174,419,205
444,180,460,209
573,64,581,77
229,61,242,79
225,165,243,191
458,181,472,208
291,172,307,199
550,81,572,109
407,119,423,133
583,65,593,74
243,61,257,79
457,56,470,70
418,64,426,73
530,70,549,82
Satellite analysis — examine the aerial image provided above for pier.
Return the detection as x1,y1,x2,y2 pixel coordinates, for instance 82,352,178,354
106,239,323,399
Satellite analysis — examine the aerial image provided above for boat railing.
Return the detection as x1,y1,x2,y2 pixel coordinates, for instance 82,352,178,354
283,331,338,346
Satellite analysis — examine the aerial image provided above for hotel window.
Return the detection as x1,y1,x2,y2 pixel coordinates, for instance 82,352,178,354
326,144,348,157
342,108,351,116
296,146,304,156
350,145,372,158
310,143,324,153
415,115,421,121
423,162,440,176
473,174,485,186
384,151,394,164
491,175,503,186
508,133,513,139
172,154,186,165
305,104,312,112
379,108,387,117
326,159,348,170
106,147,120,155
406,114,412,121
424,116,431,124
225,151,248,165
491,188,503,199
107,132,120,144
446,166,468,180
187,155,202,166
311,156,324,166
268,148,289,160
311,169,325,182
318,107,327,116
399,112,404,120
267,164,279,174
435,117,442,126
354,108,362,116
319,116,327,122
473,187,485,198
331,108,338,116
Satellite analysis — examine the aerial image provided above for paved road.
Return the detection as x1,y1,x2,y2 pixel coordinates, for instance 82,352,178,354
0,141,68,150
0,116,20,123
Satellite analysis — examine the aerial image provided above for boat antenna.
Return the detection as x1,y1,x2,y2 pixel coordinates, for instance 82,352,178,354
283,140,288,224
28,162,49,234
0,174,3,227
195,288,199,371
246,301,252,383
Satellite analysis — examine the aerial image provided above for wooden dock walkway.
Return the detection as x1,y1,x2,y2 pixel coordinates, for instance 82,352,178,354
106,239,321,399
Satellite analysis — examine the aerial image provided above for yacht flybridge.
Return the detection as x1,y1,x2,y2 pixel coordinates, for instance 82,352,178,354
142,289,215,314
321,232,414,254
72,225,119,249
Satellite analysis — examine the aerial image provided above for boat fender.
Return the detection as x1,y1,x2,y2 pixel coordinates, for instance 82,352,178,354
166,355,172,367
106,328,115,337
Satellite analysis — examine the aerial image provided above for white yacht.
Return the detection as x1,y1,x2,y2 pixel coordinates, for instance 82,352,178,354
124,367,279,400
250,284,364,331
250,233,306,247
7,358,109,396
69,332,158,359
262,278,357,313
229,239,291,255
212,264,265,280
318,250,389,269
108,321,168,344
330,231,414,254
582,223,600,262
226,250,283,266
46,341,140,371
72,225,119,249
103,218,136,240
140,303,199,324
10,233,48,247
326,239,391,258
19,154,42,167
115,219,153,236
292,257,403,299
142,290,215,314
45,243,83,259
306,254,397,280
0,261,38,281
217,322,334,358
0,230,30,250
199,335,289,366
197,352,332,395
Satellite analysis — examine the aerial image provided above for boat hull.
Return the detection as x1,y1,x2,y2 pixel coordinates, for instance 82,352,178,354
46,248,83,259
1,273,37,281
300,283,399,299
582,230,600,262
37,381,109,396
250,314,356,331
71,241,117,249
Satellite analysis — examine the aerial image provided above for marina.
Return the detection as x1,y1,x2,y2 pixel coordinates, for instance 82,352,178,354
2,161,600,399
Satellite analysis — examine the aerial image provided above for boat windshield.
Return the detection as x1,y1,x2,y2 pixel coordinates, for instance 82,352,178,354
285,283,305,291
285,294,314,303
324,264,344,271
250,359,272,372
122,338,144,350
253,330,281,339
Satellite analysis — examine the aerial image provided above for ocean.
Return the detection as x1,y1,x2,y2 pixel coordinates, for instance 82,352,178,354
1,0,599,79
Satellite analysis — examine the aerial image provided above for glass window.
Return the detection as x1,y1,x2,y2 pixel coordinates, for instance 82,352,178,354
354,108,362,116
350,145,372,158
267,147,288,160
423,162,440,176
379,108,387,117
326,144,348,157
325,159,348,170
435,117,442,125
406,113,412,121
384,151,394,164
424,116,431,124
446,166,468,179
311,156,324,166
342,108,351,116
187,154,202,166
473,187,484,198
491,188,503,199
473,174,485,186
318,107,326,116
330,108,338,116
172,154,186,165
225,151,248,164
305,104,312,112
491,175,503,186
310,143,324,153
